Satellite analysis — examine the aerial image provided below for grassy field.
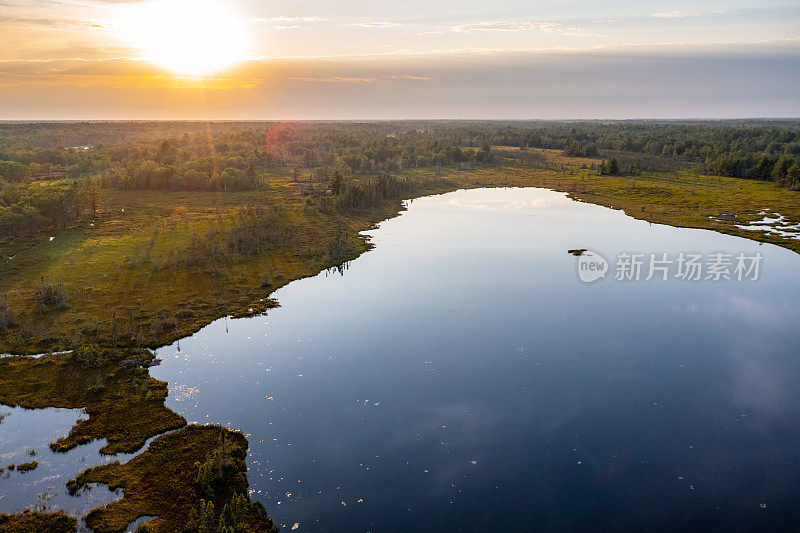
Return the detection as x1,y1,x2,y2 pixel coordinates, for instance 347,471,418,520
1,152,799,355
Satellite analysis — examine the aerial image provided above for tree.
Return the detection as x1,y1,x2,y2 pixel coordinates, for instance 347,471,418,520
195,460,217,499
199,500,216,533
773,155,794,187
474,142,493,163
85,177,102,214
0,161,29,182
788,162,800,189
329,170,343,195
608,158,620,175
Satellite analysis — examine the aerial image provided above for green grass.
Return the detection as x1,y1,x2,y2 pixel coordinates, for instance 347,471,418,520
0,347,277,531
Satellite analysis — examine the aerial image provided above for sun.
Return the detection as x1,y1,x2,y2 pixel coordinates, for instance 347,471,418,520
123,0,249,76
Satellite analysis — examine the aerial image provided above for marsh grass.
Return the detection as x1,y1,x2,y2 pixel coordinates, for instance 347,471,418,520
0,347,185,455
69,425,278,533
0,511,76,533
1,145,798,532
15,461,37,473
0,296,12,331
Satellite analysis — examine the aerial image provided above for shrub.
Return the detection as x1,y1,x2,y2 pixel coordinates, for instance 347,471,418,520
149,311,177,338
173,205,188,220
328,226,357,263
36,282,68,313
0,295,13,330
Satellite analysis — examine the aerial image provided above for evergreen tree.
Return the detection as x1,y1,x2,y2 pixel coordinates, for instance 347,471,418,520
199,500,216,533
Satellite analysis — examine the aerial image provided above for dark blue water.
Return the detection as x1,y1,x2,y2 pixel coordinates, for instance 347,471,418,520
0,406,128,528
147,187,800,532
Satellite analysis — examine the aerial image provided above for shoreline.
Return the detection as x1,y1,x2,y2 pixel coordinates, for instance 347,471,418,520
1,163,799,531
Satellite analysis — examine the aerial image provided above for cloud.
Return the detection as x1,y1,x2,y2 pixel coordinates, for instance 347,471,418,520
249,16,331,29
391,75,434,80
357,22,401,28
291,74,434,84
250,16,331,24
652,10,725,18
291,76,378,84
0,13,100,27
1,43,798,119
452,21,593,36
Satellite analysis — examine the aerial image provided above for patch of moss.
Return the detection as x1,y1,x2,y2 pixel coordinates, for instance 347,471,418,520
69,425,278,533
15,461,37,473
0,346,186,455
0,511,76,533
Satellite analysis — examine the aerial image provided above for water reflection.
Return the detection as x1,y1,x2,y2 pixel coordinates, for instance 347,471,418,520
147,187,800,531
0,406,128,526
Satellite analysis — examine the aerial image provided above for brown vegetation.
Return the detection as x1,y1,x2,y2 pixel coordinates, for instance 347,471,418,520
0,511,76,533
69,425,278,533
0,346,185,454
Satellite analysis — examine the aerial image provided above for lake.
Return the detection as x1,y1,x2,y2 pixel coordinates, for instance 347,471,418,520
3,187,800,531
0,406,134,529
149,187,800,531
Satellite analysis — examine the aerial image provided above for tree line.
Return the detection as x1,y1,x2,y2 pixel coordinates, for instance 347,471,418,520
2,120,799,244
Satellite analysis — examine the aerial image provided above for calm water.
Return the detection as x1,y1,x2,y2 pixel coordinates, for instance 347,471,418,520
0,406,132,529
148,188,800,531
3,187,799,531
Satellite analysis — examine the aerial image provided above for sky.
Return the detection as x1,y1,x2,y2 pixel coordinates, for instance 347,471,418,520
0,0,798,119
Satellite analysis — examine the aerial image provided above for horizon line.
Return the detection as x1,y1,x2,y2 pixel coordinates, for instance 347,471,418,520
2,116,800,123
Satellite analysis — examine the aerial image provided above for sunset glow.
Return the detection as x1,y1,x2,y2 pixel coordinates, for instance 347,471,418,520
0,0,798,118
121,0,249,76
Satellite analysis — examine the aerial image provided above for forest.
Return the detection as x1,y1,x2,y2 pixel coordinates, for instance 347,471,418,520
1,120,798,244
